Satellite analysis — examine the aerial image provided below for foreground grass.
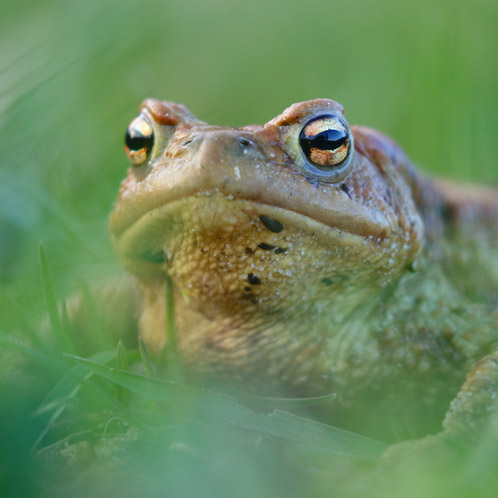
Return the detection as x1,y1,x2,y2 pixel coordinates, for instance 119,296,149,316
1,249,498,498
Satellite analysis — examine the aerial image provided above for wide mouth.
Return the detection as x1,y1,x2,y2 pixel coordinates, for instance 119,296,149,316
111,179,392,258
111,140,395,269
112,192,380,271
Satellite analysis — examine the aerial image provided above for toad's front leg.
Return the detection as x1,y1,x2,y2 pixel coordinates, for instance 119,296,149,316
441,346,498,444
382,347,498,463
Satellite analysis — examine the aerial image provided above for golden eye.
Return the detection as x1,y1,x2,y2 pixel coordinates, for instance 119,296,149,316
125,115,154,167
298,115,354,183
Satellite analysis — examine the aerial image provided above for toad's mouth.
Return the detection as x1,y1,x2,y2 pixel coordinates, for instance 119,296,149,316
110,148,396,256
111,191,389,276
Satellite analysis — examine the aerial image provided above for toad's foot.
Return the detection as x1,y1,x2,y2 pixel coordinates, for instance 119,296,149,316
381,346,498,466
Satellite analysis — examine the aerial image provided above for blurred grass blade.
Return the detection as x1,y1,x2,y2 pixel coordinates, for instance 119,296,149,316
66,354,388,460
0,333,141,439
39,243,74,354
34,395,78,416
163,274,183,382
32,397,78,451
236,391,336,410
115,340,130,405
268,410,388,460
60,299,71,341
116,340,129,371
32,350,116,450
67,353,199,404
0,330,69,375
36,350,115,417
138,335,154,377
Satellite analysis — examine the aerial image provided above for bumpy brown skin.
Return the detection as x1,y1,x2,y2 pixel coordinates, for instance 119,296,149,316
111,99,498,442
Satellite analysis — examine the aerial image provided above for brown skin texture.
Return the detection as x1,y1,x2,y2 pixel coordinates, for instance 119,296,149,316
111,99,498,443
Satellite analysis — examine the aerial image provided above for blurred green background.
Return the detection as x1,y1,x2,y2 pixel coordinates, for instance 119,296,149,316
1,0,498,496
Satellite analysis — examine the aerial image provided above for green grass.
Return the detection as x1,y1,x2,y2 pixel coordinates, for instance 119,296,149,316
1,0,498,496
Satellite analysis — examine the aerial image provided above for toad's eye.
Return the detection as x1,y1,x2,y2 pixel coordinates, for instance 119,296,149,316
298,115,353,183
125,115,154,167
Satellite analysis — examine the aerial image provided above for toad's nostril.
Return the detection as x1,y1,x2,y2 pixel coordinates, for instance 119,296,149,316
239,138,252,147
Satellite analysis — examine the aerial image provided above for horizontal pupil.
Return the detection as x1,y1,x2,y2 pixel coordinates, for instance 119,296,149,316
125,130,153,151
306,129,347,151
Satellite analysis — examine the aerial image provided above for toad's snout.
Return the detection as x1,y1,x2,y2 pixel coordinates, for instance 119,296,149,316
170,128,269,173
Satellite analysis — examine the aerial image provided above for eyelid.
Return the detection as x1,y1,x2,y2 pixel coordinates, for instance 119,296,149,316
302,116,345,138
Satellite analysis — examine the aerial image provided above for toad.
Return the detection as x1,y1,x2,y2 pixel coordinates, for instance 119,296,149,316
110,99,498,443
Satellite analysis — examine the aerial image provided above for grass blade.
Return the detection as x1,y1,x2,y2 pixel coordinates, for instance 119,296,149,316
32,350,117,449
235,391,336,410
138,335,154,377
0,333,142,439
65,354,388,461
269,410,388,460
115,341,129,371
0,330,69,375
115,340,130,405
66,353,200,405
162,274,183,382
39,243,74,354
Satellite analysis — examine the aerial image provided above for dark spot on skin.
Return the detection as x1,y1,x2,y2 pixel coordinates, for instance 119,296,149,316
259,215,283,233
258,243,276,251
245,247,254,255
321,277,334,286
244,286,251,292
340,183,352,199
274,247,287,254
247,273,261,285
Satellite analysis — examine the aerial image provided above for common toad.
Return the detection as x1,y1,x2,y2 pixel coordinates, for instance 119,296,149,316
110,99,498,442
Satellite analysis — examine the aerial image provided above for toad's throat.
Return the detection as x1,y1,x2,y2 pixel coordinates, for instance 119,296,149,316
113,194,399,316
